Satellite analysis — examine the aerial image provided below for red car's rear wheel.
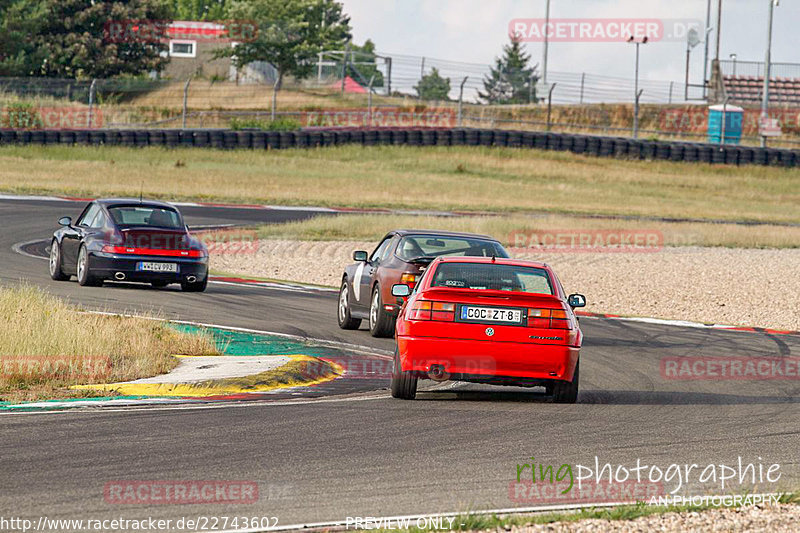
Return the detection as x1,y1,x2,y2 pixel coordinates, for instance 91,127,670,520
552,360,579,404
390,346,417,400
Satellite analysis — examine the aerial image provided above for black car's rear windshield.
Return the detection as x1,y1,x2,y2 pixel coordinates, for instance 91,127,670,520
396,235,508,261
108,206,183,229
430,262,553,295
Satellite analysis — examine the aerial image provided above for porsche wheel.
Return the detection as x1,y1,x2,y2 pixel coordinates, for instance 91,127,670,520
76,245,101,286
369,285,394,338
337,279,361,330
49,240,69,281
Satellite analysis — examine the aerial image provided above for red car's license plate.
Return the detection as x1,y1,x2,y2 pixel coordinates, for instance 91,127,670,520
460,306,522,323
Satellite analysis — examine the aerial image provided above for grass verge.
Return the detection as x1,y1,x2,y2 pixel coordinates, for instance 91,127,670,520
0,285,218,402
252,213,800,249
0,145,798,224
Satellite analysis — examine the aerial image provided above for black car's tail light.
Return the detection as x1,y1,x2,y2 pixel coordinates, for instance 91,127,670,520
400,273,418,288
101,245,206,258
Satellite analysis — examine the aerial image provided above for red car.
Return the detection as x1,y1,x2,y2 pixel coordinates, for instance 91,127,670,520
391,256,586,403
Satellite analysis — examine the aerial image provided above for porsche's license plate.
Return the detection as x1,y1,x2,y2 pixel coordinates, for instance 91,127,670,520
136,262,178,273
460,306,522,323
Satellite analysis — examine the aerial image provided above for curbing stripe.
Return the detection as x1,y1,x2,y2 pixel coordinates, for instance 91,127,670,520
74,355,343,397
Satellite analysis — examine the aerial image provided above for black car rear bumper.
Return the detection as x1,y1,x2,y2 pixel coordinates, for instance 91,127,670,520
89,251,208,282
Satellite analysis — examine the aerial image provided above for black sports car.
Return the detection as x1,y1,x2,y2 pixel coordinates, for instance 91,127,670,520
49,199,209,291
338,229,510,337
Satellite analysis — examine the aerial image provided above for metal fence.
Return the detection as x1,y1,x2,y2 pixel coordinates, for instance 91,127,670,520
1,74,799,148
719,59,800,79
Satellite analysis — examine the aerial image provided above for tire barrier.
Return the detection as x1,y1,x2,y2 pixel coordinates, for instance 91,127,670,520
556,134,573,152
478,129,494,147
493,130,509,147
209,130,224,149
640,141,657,160
148,130,165,146
1,127,797,167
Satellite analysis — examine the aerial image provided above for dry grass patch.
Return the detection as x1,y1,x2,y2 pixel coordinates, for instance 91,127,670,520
0,145,797,224
0,285,217,402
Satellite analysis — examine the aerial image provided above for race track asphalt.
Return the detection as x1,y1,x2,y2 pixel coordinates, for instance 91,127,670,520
0,198,798,528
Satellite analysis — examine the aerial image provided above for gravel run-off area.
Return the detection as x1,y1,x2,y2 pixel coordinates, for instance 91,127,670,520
211,240,800,332
505,503,799,532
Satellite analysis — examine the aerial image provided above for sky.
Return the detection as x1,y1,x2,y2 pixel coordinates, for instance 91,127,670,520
341,0,798,87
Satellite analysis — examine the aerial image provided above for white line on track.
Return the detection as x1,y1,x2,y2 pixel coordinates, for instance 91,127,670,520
11,239,50,260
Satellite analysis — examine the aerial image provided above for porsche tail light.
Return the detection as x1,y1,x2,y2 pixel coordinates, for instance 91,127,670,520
527,308,572,329
101,245,205,258
400,273,418,288
408,301,454,321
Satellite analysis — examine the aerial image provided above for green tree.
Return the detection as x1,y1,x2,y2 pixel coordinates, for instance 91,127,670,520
414,67,450,101
479,34,538,104
0,0,49,76
169,0,230,21
0,0,172,78
217,0,351,89
346,39,383,88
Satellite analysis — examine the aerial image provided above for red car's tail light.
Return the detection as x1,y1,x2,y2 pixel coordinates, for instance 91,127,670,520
408,301,432,320
431,302,455,321
527,308,572,329
550,309,571,329
408,301,455,321
101,245,205,258
400,273,418,288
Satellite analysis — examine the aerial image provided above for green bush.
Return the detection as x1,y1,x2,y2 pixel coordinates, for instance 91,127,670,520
266,117,301,131
229,117,301,131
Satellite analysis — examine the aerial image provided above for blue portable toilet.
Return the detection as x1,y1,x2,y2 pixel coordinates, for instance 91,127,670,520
707,104,744,144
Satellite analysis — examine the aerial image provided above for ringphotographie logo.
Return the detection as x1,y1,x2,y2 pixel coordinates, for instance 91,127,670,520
508,18,702,43
0,355,111,380
103,20,258,44
0,106,102,130
512,456,782,506
661,356,800,381
304,108,456,129
103,481,258,505
509,229,664,253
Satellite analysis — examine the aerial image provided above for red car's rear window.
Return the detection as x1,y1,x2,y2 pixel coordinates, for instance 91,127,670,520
430,262,553,295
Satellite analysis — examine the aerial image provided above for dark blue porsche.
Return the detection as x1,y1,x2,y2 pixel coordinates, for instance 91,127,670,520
49,199,209,291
